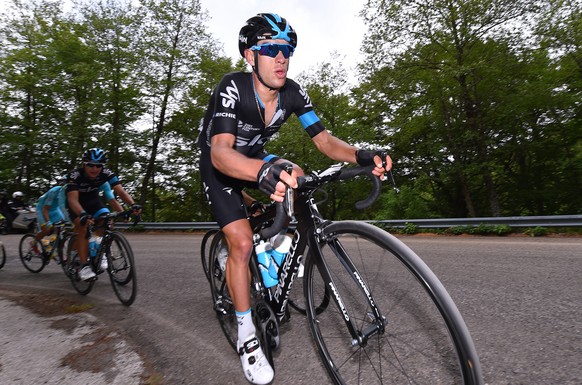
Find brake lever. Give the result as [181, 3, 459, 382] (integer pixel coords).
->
[282, 164, 295, 220]
[376, 150, 400, 193]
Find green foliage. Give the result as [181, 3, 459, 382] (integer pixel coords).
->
[0, 0, 580, 224]
[524, 226, 549, 237]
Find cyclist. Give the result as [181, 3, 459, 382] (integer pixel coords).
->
[197, 13, 392, 385]
[32, 180, 124, 256]
[65, 148, 141, 281]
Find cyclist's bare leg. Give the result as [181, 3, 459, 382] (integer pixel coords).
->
[223, 218, 254, 314]
[72, 217, 90, 264]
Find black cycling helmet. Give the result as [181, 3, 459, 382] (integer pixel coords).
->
[82, 147, 107, 163]
[238, 13, 297, 57]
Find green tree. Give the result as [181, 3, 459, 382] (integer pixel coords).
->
[358, 0, 557, 217]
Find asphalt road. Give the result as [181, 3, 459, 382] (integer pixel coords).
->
[0, 233, 581, 384]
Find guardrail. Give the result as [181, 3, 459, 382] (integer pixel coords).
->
[116, 215, 582, 231]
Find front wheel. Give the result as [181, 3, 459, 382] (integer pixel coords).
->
[19, 234, 46, 273]
[305, 221, 483, 385]
[106, 232, 137, 306]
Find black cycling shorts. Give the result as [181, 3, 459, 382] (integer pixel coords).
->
[66, 191, 109, 221]
[199, 155, 260, 228]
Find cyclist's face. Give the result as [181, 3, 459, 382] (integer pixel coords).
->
[83, 162, 103, 179]
[247, 39, 290, 89]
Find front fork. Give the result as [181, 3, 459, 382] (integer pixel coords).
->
[312, 231, 386, 347]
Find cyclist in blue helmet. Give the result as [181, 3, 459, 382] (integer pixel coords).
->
[65, 147, 142, 281]
[197, 13, 392, 385]
[31, 177, 123, 257]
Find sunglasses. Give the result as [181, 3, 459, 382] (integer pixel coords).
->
[250, 43, 295, 59]
[85, 162, 104, 169]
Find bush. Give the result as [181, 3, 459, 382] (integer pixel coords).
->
[524, 226, 549, 237]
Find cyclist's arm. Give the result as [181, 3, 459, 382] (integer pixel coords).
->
[111, 184, 134, 207]
[311, 130, 358, 163]
[66, 190, 85, 217]
[42, 205, 51, 223]
[312, 130, 393, 177]
[108, 198, 124, 212]
[210, 134, 296, 201]
[210, 133, 265, 182]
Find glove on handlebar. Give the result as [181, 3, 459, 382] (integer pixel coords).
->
[257, 162, 293, 196]
[79, 212, 92, 226]
[356, 149, 388, 167]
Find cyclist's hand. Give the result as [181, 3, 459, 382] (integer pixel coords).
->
[131, 204, 142, 215]
[79, 212, 92, 226]
[257, 162, 297, 202]
[356, 149, 393, 180]
[42, 221, 53, 231]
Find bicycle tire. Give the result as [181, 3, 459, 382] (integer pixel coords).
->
[207, 230, 238, 352]
[201, 228, 220, 281]
[57, 232, 70, 276]
[19, 234, 47, 273]
[65, 235, 95, 295]
[305, 221, 483, 385]
[106, 232, 137, 306]
[0, 242, 6, 269]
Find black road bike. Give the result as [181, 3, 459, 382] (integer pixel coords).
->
[65, 211, 138, 306]
[19, 221, 72, 274]
[205, 163, 483, 384]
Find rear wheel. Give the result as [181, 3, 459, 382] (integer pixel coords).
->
[0, 242, 6, 269]
[305, 221, 483, 385]
[107, 232, 137, 306]
[208, 231, 237, 352]
[65, 235, 95, 295]
[19, 234, 46, 273]
[201, 229, 220, 281]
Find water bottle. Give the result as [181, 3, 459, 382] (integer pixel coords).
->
[255, 241, 278, 288]
[268, 234, 292, 280]
[89, 235, 102, 258]
[42, 238, 52, 254]
[46, 234, 57, 256]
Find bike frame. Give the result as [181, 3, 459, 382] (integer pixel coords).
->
[250, 190, 384, 343]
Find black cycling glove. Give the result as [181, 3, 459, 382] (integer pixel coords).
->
[79, 211, 92, 226]
[257, 162, 292, 196]
[356, 149, 388, 167]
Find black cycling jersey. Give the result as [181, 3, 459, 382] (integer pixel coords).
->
[198, 72, 326, 228]
[197, 72, 325, 158]
[65, 168, 120, 218]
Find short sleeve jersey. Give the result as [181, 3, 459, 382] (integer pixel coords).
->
[197, 72, 325, 158]
[65, 168, 120, 198]
[37, 186, 65, 211]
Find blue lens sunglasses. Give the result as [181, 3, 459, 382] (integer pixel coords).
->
[250, 43, 295, 59]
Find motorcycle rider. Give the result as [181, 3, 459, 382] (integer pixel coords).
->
[4, 191, 30, 232]
[9, 191, 27, 211]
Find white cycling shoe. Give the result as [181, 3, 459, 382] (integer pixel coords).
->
[79, 265, 96, 281]
[238, 335, 274, 385]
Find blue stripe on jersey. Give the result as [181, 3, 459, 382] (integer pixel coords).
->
[298, 111, 320, 128]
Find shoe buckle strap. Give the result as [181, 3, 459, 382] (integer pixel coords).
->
[239, 337, 260, 356]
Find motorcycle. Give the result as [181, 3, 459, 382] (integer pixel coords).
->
[10, 207, 37, 233]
